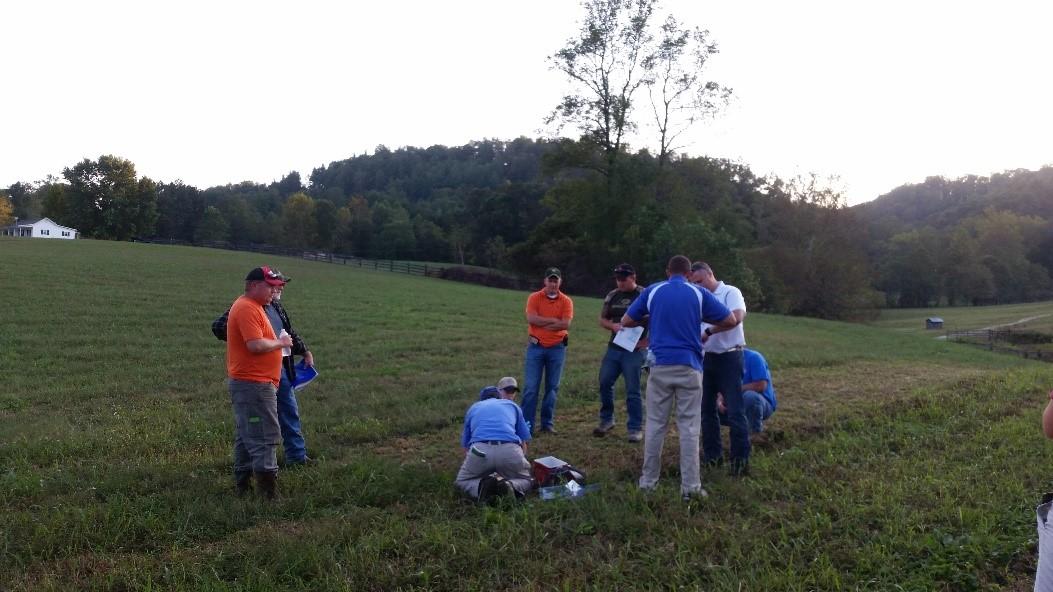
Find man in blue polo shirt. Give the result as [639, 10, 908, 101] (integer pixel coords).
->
[454, 377, 534, 503]
[717, 348, 777, 434]
[621, 255, 739, 500]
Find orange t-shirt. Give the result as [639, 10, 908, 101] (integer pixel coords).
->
[526, 290, 574, 347]
[226, 295, 282, 385]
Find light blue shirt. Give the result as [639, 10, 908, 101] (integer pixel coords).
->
[460, 399, 532, 448]
[625, 275, 731, 371]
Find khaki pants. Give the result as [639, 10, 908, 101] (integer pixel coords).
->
[454, 442, 533, 500]
[639, 365, 703, 495]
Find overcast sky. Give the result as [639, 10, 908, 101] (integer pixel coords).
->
[3, 0, 1051, 205]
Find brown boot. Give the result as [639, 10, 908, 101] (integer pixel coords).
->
[234, 471, 253, 497]
[255, 471, 278, 500]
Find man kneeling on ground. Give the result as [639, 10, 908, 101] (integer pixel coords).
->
[455, 377, 535, 503]
[717, 348, 777, 435]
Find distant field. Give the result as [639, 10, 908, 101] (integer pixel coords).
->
[3, 236, 1053, 590]
[872, 301, 1053, 335]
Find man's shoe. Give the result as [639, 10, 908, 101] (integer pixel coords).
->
[478, 473, 515, 505]
[592, 420, 615, 437]
[626, 430, 643, 443]
[682, 487, 710, 502]
[287, 456, 316, 468]
[234, 471, 253, 497]
[255, 471, 278, 500]
[728, 459, 750, 477]
[704, 457, 724, 469]
[539, 426, 557, 435]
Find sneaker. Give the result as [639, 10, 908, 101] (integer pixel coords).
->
[477, 473, 503, 504]
[704, 457, 724, 469]
[593, 420, 615, 437]
[728, 459, 750, 477]
[681, 487, 709, 502]
[479, 473, 517, 504]
[626, 430, 643, 443]
[286, 456, 316, 468]
[539, 426, 557, 435]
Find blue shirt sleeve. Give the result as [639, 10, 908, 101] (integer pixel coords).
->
[460, 405, 474, 448]
[514, 407, 532, 443]
[625, 286, 650, 321]
[700, 289, 732, 324]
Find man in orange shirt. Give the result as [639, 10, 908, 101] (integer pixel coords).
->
[227, 266, 293, 499]
[521, 267, 574, 434]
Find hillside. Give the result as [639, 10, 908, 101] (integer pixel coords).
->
[2, 237, 1053, 590]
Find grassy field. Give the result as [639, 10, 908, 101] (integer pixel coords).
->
[3, 237, 1053, 590]
[871, 301, 1053, 336]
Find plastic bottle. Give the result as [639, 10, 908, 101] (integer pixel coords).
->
[279, 329, 291, 356]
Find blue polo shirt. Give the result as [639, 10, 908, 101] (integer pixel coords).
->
[743, 349, 777, 410]
[460, 399, 532, 448]
[625, 275, 731, 371]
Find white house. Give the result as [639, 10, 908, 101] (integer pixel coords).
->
[0, 217, 78, 239]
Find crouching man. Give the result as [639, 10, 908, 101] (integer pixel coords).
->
[455, 377, 535, 503]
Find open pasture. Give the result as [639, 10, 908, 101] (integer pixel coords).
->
[2, 237, 1052, 591]
[872, 301, 1053, 336]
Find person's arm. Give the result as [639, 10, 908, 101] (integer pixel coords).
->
[1043, 392, 1053, 439]
[528, 313, 564, 328]
[703, 313, 739, 340]
[246, 334, 292, 354]
[742, 379, 768, 393]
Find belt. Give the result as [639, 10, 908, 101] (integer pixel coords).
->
[479, 440, 514, 445]
[707, 345, 744, 354]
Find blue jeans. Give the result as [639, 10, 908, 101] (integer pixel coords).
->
[598, 345, 644, 431]
[276, 374, 308, 462]
[719, 390, 773, 434]
[701, 349, 749, 462]
[521, 342, 566, 431]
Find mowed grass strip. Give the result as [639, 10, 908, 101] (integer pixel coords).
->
[2, 237, 1052, 590]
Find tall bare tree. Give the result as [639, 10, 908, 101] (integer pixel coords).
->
[646, 16, 731, 169]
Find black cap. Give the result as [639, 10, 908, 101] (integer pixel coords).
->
[245, 266, 287, 286]
[545, 267, 562, 279]
[613, 263, 635, 276]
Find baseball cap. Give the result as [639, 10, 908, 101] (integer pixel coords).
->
[245, 266, 287, 286]
[544, 267, 562, 279]
[479, 385, 501, 401]
[497, 377, 519, 393]
[613, 263, 635, 276]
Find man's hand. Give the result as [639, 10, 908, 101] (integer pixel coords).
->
[717, 393, 727, 414]
[303, 350, 315, 367]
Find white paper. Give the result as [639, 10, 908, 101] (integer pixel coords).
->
[613, 326, 644, 351]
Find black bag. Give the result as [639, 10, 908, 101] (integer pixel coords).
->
[211, 309, 230, 341]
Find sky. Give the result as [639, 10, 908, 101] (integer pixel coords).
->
[3, 0, 1051, 205]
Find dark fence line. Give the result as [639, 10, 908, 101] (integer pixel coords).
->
[946, 327, 1053, 362]
[134, 237, 537, 291]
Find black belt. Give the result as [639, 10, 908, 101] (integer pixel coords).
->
[479, 440, 514, 445]
[707, 345, 744, 354]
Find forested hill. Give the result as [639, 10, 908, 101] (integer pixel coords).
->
[308, 138, 557, 202]
[853, 166, 1053, 308]
[854, 166, 1053, 238]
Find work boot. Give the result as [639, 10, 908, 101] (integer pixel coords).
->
[255, 471, 278, 500]
[234, 471, 253, 497]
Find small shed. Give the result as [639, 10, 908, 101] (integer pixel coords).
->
[926, 317, 944, 330]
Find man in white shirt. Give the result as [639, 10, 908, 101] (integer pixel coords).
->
[691, 261, 750, 476]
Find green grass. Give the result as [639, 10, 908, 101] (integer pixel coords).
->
[871, 301, 1053, 336]
[2, 236, 1053, 590]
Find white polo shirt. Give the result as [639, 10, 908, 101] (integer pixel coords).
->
[702, 281, 746, 353]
